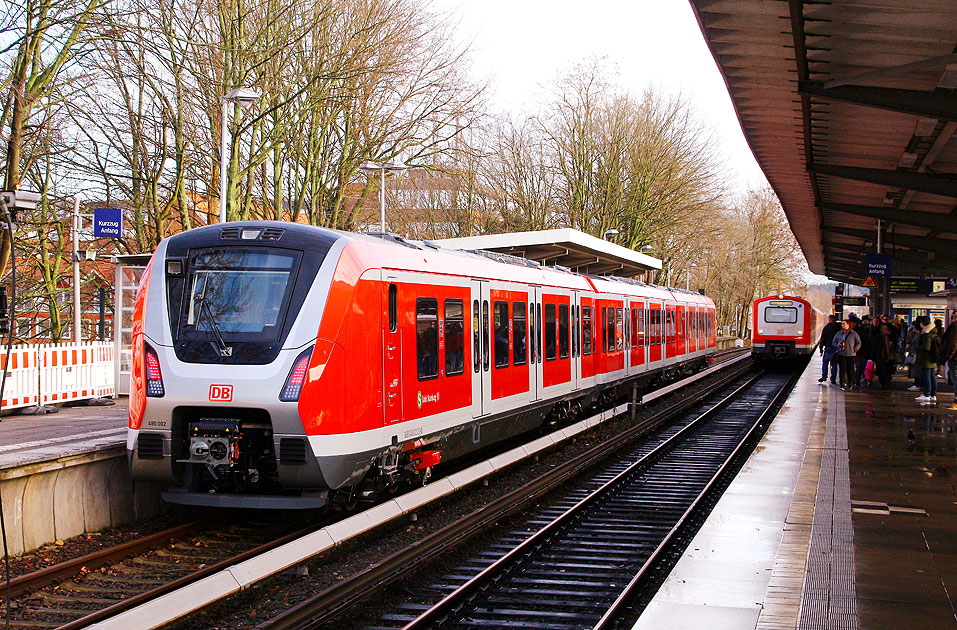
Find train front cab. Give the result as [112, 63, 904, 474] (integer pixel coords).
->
[752, 296, 813, 360]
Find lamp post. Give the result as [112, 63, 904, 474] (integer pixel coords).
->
[603, 228, 619, 241]
[219, 87, 262, 224]
[359, 160, 407, 233]
[686, 263, 698, 291]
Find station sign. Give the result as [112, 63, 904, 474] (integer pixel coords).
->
[866, 253, 891, 278]
[93, 207, 123, 238]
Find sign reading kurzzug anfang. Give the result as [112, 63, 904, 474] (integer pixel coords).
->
[93, 207, 123, 238]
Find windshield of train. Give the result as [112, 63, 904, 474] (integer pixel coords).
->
[182, 248, 299, 341]
[764, 306, 798, 324]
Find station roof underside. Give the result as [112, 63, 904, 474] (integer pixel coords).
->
[433, 229, 662, 277]
[690, 0, 957, 284]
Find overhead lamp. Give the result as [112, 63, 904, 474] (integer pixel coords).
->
[603, 228, 619, 241]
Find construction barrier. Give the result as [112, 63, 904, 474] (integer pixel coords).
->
[0, 346, 40, 410]
[1, 341, 115, 411]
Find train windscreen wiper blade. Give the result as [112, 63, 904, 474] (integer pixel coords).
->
[197, 293, 230, 357]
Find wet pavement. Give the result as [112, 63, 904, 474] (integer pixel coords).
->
[844, 374, 957, 629]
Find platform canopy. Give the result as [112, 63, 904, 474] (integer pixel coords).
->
[433, 228, 661, 277]
[689, 0, 957, 284]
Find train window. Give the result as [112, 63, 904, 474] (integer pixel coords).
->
[624, 307, 630, 349]
[668, 310, 676, 344]
[604, 307, 611, 352]
[616, 307, 624, 351]
[388, 284, 397, 332]
[473, 299, 480, 373]
[514, 302, 527, 366]
[537, 303, 542, 362]
[545, 303, 557, 361]
[558, 304, 570, 359]
[765, 307, 797, 323]
[572, 305, 579, 358]
[445, 299, 464, 376]
[483, 300, 490, 371]
[529, 304, 537, 364]
[582, 305, 592, 355]
[416, 298, 439, 381]
[494, 301, 509, 369]
[631, 308, 638, 349]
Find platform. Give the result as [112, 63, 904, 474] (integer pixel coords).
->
[634, 354, 957, 630]
[0, 399, 162, 556]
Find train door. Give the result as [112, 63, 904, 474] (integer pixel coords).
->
[631, 300, 645, 369]
[649, 302, 662, 364]
[470, 280, 492, 417]
[383, 276, 403, 424]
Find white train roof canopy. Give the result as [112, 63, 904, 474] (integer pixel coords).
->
[689, 0, 957, 284]
[433, 228, 662, 277]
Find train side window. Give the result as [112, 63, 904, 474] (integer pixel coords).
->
[537, 303, 542, 362]
[624, 306, 630, 349]
[558, 304, 570, 359]
[529, 303, 537, 363]
[445, 299, 464, 376]
[388, 284, 397, 332]
[493, 301, 509, 368]
[473, 299, 480, 373]
[605, 307, 615, 352]
[514, 302, 527, 366]
[582, 305, 592, 355]
[572, 305, 579, 358]
[482, 300, 490, 371]
[616, 307, 624, 351]
[416, 298, 439, 381]
[631, 308, 637, 349]
[545, 303, 557, 361]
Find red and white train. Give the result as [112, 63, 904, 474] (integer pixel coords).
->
[128, 222, 717, 508]
[751, 295, 824, 361]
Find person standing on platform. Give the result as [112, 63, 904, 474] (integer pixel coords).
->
[871, 323, 896, 388]
[905, 320, 923, 392]
[818, 315, 841, 384]
[833, 319, 861, 391]
[857, 315, 875, 386]
[915, 315, 940, 403]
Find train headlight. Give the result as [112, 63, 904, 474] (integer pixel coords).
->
[144, 342, 165, 397]
[279, 346, 314, 402]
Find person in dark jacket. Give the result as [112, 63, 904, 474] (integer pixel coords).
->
[818, 315, 841, 384]
[857, 315, 876, 386]
[940, 313, 957, 410]
[869, 324, 895, 388]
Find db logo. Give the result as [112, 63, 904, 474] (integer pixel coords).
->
[209, 384, 233, 402]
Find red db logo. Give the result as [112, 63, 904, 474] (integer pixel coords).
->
[209, 384, 233, 402]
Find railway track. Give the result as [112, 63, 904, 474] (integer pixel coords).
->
[2, 513, 327, 630]
[244, 357, 777, 630]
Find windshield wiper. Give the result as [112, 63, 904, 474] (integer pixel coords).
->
[196, 292, 231, 357]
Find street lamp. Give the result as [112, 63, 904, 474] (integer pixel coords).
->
[219, 87, 262, 224]
[603, 228, 619, 241]
[686, 263, 698, 291]
[359, 160, 407, 233]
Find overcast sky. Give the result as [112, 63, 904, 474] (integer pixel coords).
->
[433, 0, 770, 197]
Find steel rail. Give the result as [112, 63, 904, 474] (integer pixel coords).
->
[592, 370, 798, 629]
[253, 360, 755, 630]
[400, 370, 768, 630]
[5, 521, 208, 599]
[55, 519, 331, 630]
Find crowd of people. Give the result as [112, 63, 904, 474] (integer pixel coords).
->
[817, 311, 957, 407]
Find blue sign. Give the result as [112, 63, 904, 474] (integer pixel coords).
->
[866, 253, 891, 277]
[93, 208, 123, 238]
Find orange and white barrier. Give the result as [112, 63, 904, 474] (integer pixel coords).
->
[0, 346, 40, 410]
[1, 342, 115, 411]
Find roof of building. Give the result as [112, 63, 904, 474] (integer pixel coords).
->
[432, 229, 661, 277]
[689, 0, 957, 284]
